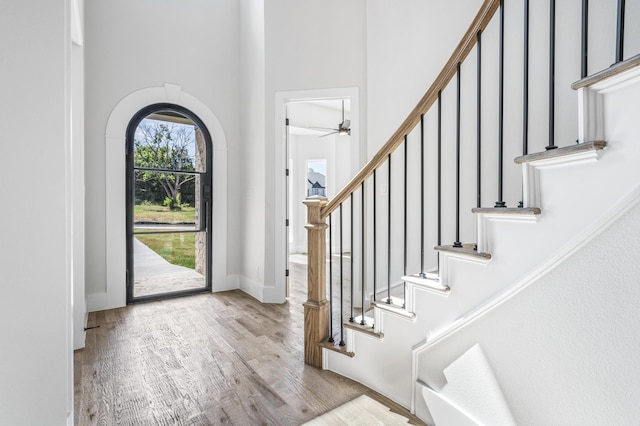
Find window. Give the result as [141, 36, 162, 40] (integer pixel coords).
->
[306, 160, 327, 197]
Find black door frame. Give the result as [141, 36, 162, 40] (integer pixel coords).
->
[125, 103, 213, 303]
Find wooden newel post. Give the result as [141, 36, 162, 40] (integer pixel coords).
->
[303, 196, 329, 367]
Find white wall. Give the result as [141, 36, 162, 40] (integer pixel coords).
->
[366, 0, 483, 156]
[238, 0, 267, 300]
[84, 0, 240, 310]
[71, 0, 87, 351]
[0, 0, 74, 424]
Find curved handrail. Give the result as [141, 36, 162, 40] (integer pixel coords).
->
[320, 0, 500, 220]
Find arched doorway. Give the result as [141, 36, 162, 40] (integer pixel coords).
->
[126, 104, 213, 302]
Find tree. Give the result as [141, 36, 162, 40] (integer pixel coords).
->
[134, 121, 196, 209]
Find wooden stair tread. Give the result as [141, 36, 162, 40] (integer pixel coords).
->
[372, 298, 416, 319]
[402, 274, 450, 294]
[572, 53, 640, 90]
[372, 295, 404, 308]
[472, 207, 541, 215]
[435, 243, 492, 260]
[318, 338, 355, 357]
[514, 141, 606, 164]
[343, 320, 383, 339]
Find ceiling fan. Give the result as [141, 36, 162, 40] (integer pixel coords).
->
[309, 100, 351, 137]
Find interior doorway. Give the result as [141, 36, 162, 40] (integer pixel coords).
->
[126, 104, 212, 303]
[286, 98, 353, 282]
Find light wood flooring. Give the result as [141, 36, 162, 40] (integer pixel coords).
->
[74, 261, 425, 425]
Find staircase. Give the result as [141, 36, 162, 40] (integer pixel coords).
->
[303, 0, 640, 424]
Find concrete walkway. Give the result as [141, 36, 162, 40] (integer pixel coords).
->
[133, 238, 205, 297]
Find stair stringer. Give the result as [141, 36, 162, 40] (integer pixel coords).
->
[410, 65, 640, 423]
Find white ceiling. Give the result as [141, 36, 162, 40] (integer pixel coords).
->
[287, 99, 351, 136]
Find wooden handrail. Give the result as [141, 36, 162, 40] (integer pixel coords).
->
[320, 0, 500, 220]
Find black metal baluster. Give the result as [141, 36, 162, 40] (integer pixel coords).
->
[350, 193, 354, 322]
[454, 63, 463, 248]
[547, 0, 558, 150]
[477, 31, 482, 210]
[420, 115, 426, 277]
[438, 91, 442, 249]
[328, 214, 334, 343]
[581, 0, 589, 78]
[616, 0, 626, 63]
[403, 135, 408, 308]
[523, 0, 529, 156]
[339, 204, 345, 346]
[361, 182, 366, 325]
[387, 154, 392, 304]
[496, 0, 508, 206]
[520, 0, 530, 208]
[373, 169, 377, 301]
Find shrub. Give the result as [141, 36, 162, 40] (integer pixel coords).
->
[163, 193, 182, 210]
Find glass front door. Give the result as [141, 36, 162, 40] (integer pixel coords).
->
[126, 105, 212, 302]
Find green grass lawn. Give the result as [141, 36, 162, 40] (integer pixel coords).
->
[134, 204, 196, 224]
[135, 231, 196, 269]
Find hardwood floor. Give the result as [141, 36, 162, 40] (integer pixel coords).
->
[74, 261, 425, 425]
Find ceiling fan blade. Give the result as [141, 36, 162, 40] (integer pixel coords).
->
[319, 131, 338, 138]
[309, 126, 339, 131]
[341, 119, 351, 130]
